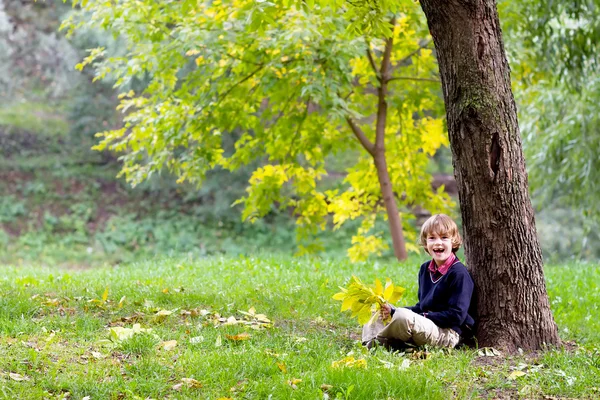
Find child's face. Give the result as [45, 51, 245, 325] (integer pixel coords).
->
[425, 231, 453, 266]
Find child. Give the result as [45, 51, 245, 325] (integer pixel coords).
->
[362, 214, 476, 349]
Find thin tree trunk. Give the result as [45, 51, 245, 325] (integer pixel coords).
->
[347, 18, 408, 261]
[375, 20, 407, 261]
[419, 0, 560, 351]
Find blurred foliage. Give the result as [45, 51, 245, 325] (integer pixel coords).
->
[1, 0, 599, 263]
[64, 0, 455, 261]
[499, 0, 600, 260]
[0, 0, 77, 98]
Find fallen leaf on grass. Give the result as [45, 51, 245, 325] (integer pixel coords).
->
[9, 373, 30, 381]
[507, 370, 527, 380]
[172, 383, 183, 391]
[399, 358, 411, 370]
[180, 378, 202, 388]
[154, 309, 173, 322]
[158, 340, 178, 351]
[277, 362, 287, 373]
[109, 324, 152, 342]
[189, 336, 204, 344]
[239, 307, 271, 323]
[478, 347, 502, 357]
[286, 378, 302, 389]
[410, 350, 431, 360]
[216, 398, 233, 400]
[225, 333, 251, 341]
[331, 356, 367, 369]
[90, 351, 105, 359]
[320, 384, 333, 391]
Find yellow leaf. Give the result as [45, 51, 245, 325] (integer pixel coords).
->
[331, 356, 367, 369]
[357, 304, 373, 325]
[162, 288, 169, 294]
[386, 286, 406, 304]
[181, 378, 203, 388]
[225, 332, 251, 341]
[374, 279, 384, 296]
[286, 378, 302, 389]
[277, 362, 287, 373]
[331, 292, 346, 301]
[383, 281, 394, 301]
[102, 287, 109, 302]
[341, 296, 354, 312]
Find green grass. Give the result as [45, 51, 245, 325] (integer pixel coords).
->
[0, 100, 69, 137]
[0, 256, 598, 399]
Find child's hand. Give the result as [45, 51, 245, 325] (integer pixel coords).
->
[381, 303, 393, 320]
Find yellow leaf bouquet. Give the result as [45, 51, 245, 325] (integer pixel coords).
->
[332, 275, 405, 325]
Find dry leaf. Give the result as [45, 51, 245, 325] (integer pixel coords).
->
[399, 359, 411, 370]
[9, 373, 29, 381]
[320, 384, 333, 391]
[172, 383, 183, 391]
[277, 362, 287, 373]
[286, 378, 302, 389]
[508, 370, 526, 380]
[159, 340, 178, 351]
[154, 309, 173, 322]
[225, 333, 251, 341]
[181, 378, 203, 388]
[189, 336, 204, 344]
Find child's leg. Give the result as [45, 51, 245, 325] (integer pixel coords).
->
[377, 308, 459, 348]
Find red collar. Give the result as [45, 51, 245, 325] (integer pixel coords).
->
[428, 253, 457, 276]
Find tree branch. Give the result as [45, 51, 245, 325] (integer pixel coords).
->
[346, 116, 375, 157]
[366, 44, 381, 81]
[215, 64, 264, 105]
[376, 17, 396, 148]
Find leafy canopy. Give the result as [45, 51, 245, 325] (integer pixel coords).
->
[63, 0, 452, 260]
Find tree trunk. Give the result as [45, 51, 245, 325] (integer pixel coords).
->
[376, 19, 407, 261]
[419, 0, 560, 351]
[374, 151, 407, 261]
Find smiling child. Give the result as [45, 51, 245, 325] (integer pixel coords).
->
[362, 214, 476, 350]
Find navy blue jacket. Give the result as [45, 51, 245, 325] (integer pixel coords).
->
[405, 259, 476, 335]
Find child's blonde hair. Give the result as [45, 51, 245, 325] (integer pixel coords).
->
[418, 214, 462, 253]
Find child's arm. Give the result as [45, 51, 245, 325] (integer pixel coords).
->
[394, 262, 426, 315]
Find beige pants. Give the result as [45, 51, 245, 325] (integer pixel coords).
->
[361, 308, 460, 348]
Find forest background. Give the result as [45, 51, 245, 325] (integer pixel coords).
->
[0, 0, 599, 266]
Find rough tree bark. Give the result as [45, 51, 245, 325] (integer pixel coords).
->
[418, 0, 560, 351]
